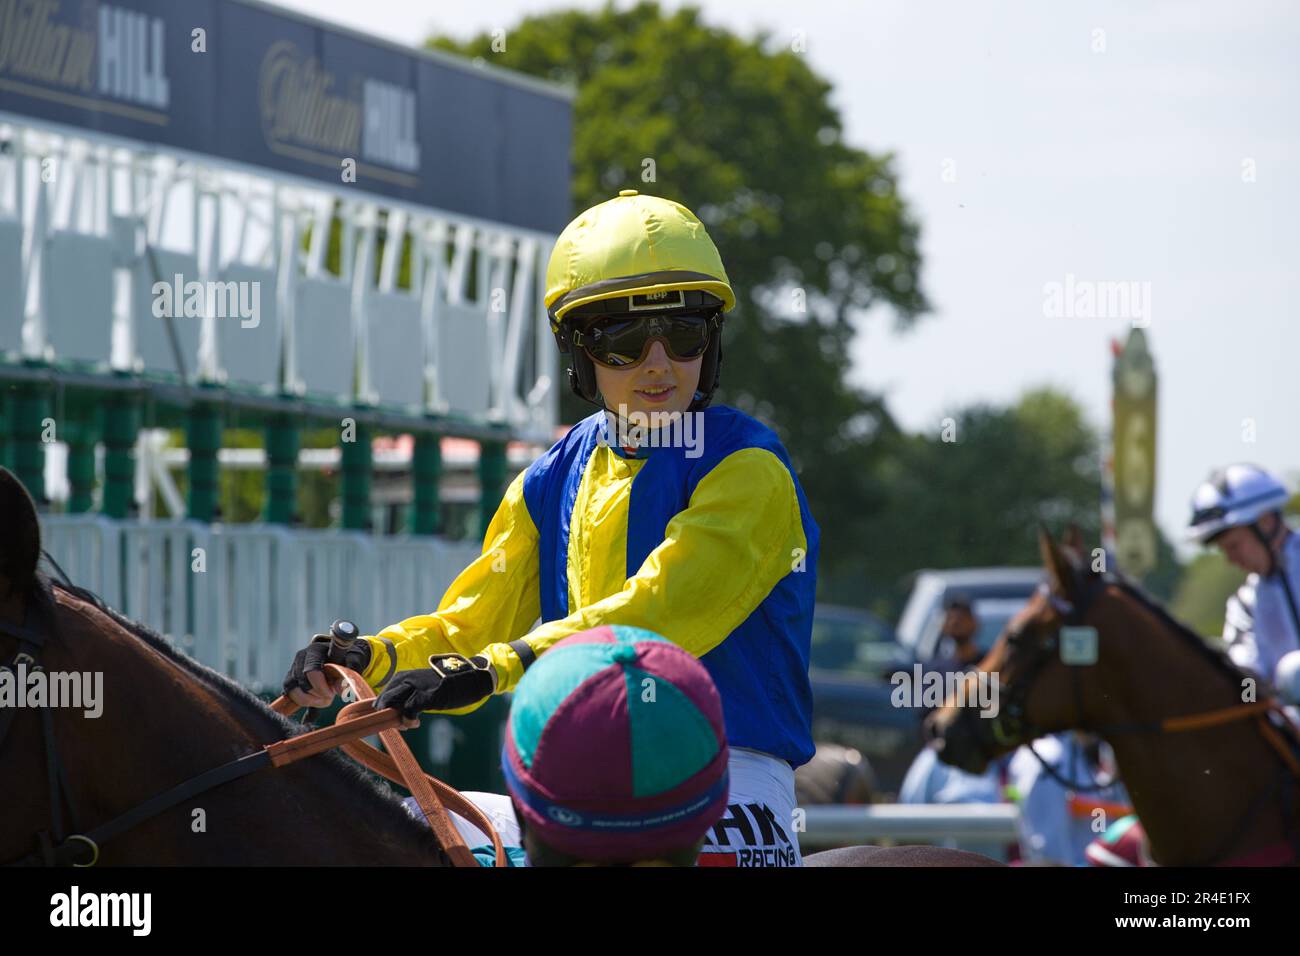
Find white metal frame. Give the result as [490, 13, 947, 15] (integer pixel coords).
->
[0, 115, 559, 440]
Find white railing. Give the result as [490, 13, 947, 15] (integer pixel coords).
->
[42, 515, 480, 694]
[801, 804, 1020, 858]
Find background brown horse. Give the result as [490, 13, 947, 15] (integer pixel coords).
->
[927, 528, 1300, 866]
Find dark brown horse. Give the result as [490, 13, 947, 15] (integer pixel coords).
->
[0, 469, 448, 866]
[0, 467, 994, 867]
[927, 528, 1300, 866]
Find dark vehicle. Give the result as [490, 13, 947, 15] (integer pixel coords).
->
[809, 604, 903, 675]
[808, 569, 1044, 797]
[808, 604, 915, 797]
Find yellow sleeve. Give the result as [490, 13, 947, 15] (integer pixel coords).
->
[358, 469, 541, 699]
[481, 447, 808, 692]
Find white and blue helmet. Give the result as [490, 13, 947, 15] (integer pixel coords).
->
[1186, 464, 1291, 544]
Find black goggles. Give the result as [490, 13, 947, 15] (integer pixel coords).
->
[569, 310, 719, 369]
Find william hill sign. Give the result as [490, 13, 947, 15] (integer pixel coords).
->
[0, 1, 169, 113]
[0, 0, 571, 233]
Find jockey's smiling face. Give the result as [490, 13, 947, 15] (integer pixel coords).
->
[594, 339, 701, 419]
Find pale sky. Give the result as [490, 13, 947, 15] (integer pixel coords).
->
[271, 0, 1300, 554]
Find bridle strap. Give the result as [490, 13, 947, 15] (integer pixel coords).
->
[0, 608, 46, 749]
[3, 637, 506, 867]
[1158, 699, 1279, 733]
[0, 600, 86, 853]
[41, 689, 83, 841]
[11, 750, 275, 867]
[1255, 709, 1300, 779]
[1022, 736, 1120, 795]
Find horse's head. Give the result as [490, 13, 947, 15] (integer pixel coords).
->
[926, 525, 1110, 773]
[0, 466, 41, 618]
[928, 527, 1298, 866]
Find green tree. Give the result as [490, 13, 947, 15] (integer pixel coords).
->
[1141, 529, 1184, 604]
[843, 389, 1106, 613]
[428, 1, 929, 592]
[1171, 552, 1245, 639]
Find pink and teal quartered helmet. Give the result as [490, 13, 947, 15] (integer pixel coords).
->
[502, 625, 729, 863]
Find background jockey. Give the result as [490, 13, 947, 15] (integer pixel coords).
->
[1186, 464, 1300, 702]
[284, 190, 819, 866]
[406, 626, 730, 866]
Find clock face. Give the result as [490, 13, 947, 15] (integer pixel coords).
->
[1120, 360, 1154, 399]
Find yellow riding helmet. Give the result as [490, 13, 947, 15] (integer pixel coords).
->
[545, 190, 736, 330]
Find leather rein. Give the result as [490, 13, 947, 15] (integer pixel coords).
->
[0, 595, 506, 868]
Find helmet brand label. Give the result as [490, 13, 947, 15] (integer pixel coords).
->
[629, 290, 685, 310]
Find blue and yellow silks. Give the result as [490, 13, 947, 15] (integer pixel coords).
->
[359, 405, 819, 766]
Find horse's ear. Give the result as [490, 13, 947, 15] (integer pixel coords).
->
[1037, 523, 1076, 598]
[0, 467, 41, 597]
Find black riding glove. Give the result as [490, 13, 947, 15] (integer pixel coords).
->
[282, 631, 373, 697]
[374, 654, 496, 718]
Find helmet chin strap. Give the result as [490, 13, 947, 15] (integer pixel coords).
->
[566, 365, 603, 410]
[1249, 514, 1288, 577]
[691, 334, 723, 411]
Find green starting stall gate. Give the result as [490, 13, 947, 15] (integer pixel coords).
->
[0, 0, 572, 793]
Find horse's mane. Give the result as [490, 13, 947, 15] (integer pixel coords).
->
[1104, 569, 1300, 766]
[36, 570, 444, 851]
[1104, 571, 1262, 691]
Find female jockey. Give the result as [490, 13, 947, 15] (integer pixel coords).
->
[283, 190, 819, 866]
